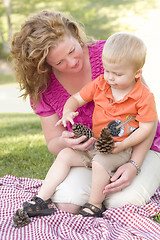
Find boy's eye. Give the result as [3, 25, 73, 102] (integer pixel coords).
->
[116, 73, 122, 76]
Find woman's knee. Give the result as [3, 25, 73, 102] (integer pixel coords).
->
[105, 150, 160, 208]
[52, 167, 92, 206]
[105, 188, 147, 208]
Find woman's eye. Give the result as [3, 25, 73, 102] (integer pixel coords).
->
[56, 61, 62, 66]
[69, 48, 75, 54]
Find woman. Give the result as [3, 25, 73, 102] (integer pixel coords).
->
[11, 10, 160, 214]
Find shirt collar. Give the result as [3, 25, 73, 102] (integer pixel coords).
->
[97, 75, 144, 101]
[125, 77, 143, 100]
[97, 74, 110, 91]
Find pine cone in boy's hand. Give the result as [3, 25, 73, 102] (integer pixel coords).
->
[95, 127, 114, 153]
[72, 123, 94, 143]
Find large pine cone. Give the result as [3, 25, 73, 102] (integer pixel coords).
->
[72, 123, 94, 143]
[12, 209, 31, 228]
[95, 127, 114, 153]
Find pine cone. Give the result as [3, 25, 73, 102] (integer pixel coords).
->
[72, 123, 94, 143]
[12, 209, 31, 228]
[95, 127, 114, 153]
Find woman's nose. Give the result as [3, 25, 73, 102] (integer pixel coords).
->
[67, 57, 76, 67]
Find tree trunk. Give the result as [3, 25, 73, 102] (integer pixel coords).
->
[0, 0, 12, 54]
[3, 0, 12, 41]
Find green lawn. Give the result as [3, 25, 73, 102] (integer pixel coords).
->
[0, 73, 16, 85]
[0, 113, 55, 179]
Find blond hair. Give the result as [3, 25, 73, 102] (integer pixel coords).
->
[102, 32, 147, 71]
[11, 10, 94, 105]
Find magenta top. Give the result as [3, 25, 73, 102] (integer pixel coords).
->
[32, 40, 160, 152]
[33, 40, 105, 131]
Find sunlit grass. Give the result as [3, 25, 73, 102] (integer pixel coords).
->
[0, 113, 55, 179]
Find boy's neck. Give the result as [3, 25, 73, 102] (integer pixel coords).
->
[111, 79, 137, 102]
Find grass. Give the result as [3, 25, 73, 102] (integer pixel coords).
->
[0, 73, 16, 85]
[0, 113, 55, 179]
[152, 214, 160, 224]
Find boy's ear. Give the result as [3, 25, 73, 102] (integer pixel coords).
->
[135, 69, 142, 78]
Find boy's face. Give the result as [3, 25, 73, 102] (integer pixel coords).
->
[103, 58, 140, 90]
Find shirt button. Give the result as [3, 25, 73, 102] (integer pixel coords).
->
[110, 99, 113, 103]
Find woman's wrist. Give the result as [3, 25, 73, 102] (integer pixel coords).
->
[128, 159, 141, 175]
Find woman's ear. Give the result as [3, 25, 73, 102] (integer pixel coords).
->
[135, 69, 142, 78]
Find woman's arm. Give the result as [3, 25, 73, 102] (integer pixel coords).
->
[40, 113, 96, 156]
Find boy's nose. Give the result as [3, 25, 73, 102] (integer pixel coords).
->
[108, 73, 114, 81]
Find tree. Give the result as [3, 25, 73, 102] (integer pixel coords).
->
[0, 0, 12, 54]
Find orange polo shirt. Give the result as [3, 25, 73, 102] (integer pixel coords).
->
[80, 74, 158, 141]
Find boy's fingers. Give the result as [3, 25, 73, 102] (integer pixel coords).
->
[55, 111, 78, 127]
[55, 120, 62, 126]
[74, 112, 79, 117]
[70, 119, 74, 125]
[63, 121, 67, 127]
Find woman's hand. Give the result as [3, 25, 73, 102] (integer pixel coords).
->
[103, 162, 137, 194]
[62, 130, 96, 151]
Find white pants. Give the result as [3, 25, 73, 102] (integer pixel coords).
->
[51, 150, 160, 208]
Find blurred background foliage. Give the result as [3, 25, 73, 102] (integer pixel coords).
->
[0, 0, 160, 59]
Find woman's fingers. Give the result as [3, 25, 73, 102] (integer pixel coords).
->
[62, 131, 96, 150]
[103, 163, 137, 194]
[103, 178, 126, 194]
[62, 130, 75, 138]
[73, 137, 96, 150]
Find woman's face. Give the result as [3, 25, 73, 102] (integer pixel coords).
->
[46, 35, 84, 73]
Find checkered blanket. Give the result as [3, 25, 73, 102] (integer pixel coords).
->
[0, 175, 160, 240]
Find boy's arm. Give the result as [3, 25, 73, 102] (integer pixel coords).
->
[112, 120, 157, 154]
[56, 92, 87, 127]
[103, 121, 157, 194]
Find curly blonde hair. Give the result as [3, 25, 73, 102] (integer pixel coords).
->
[11, 10, 94, 106]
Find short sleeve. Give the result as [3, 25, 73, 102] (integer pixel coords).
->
[30, 95, 56, 117]
[136, 93, 158, 122]
[80, 79, 98, 102]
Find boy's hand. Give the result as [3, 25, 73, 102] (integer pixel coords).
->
[56, 111, 79, 127]
[112, 141, 125, 154]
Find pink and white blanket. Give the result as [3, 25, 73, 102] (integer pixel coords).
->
[0, 175, 160, 240]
